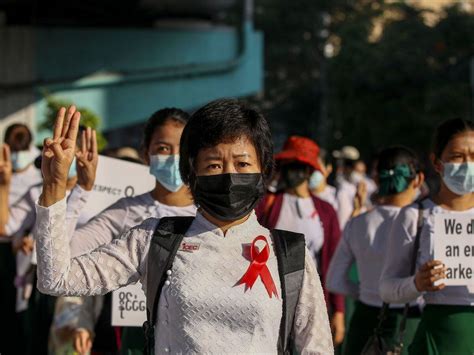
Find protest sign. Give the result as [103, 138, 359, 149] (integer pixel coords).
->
[82, 155, 154, 326]
[82, 155, 155, 219]
[111, 283, 147, 327]
[434, 213, 474, 286]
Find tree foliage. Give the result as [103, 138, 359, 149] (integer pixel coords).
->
[40, 95, 107, 151]
[254, 0, 474, 157]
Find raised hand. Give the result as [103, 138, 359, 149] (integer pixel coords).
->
[76, 127, 98, 191]
[40, 106, 81, 206]
[0, 144, 12, 186]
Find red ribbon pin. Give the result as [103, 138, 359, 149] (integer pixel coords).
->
[236, 235, 279, 299]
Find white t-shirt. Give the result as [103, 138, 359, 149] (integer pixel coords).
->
[315, 185, 338, 211]
[275, 193, 325, 264]
[9, 164, 42, 207]
[327, 205, 406, 307]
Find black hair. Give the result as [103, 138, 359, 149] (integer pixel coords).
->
[433, 118, 474, 158]
[319, 148, 328, 166]
[4, 123, 32, 151]
[377, 146, 420, 196]
[179, 98, 274, 187]
[142, 108, 189, 150]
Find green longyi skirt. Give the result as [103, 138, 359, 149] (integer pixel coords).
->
[408, 304, 474, 355]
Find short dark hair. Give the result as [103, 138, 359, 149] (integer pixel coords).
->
[142, 108, 189, 150]
[179, 98, 274, 188]
[433, 118, 474, 158]
[4, 123, 32, 151]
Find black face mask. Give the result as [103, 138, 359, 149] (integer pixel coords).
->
[280, 163, 310, 189]
[194, 173, 265, 221]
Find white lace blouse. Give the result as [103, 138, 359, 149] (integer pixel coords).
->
[35, 198, 334, 355]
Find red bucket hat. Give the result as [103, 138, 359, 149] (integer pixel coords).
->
[275, 136, 322, 171]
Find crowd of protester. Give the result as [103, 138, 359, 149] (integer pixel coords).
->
[0, 99, 472, 355]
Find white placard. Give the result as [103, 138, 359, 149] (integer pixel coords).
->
[84, 155, 155, 326]
[82, 155, 155, 219]
[434, 213, 474, 286]
[111, 283, 147, 327]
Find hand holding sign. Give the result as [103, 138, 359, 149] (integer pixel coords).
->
[40, 106, 81, 207]
[434, 213, 474, 286]
[415, 260, 446, 292]
[76, 127, 98, 191]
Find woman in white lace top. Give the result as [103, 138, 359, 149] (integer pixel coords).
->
[35, 99, 334, 355]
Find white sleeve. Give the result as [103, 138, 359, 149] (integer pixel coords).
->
[69, 198, 128, 257]
[64, 185, 92, 238]
[336, 189, 352, 230]
[379, 206, 422, 304]
[326, 221, 358, 299]
[5, 191, 36, 237]
[293, 249, 334, 355]
[34, 198, 154, 297]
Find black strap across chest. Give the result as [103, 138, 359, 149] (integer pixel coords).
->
[143, 216, 306, 355]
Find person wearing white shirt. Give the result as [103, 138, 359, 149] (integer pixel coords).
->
[4, 124, 43, 207]
[257, 136, 345, 348]
[61, 108, 196, 355]
[34, 100, 334, 355]
[327, 146, 424, 355]
[0, 122, 98, 355]
[309, 150, 339, 211]
[0, 123, 41, 353]
[380, 118, 474, 354]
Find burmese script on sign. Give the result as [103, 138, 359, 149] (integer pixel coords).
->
[434, 213, 474, 286]
[111, 283, 147, 327]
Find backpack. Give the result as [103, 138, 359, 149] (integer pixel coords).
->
[142, 216, 306, 355]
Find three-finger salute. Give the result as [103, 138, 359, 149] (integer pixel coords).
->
[76, 126, 98, 191]
[40, 106, 81, 207]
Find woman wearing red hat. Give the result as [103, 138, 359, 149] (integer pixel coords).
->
[256, 135, 345, 347]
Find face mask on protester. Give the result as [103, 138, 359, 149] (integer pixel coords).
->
[68, 157, 77, 179]
[194, 173, 265, 221]
[11, 149, 36, 171]
[281, 164, 309, 189]
[149, 154, 184, 192]
[441, 162, 474, 196]
[309, 170, 324, 190]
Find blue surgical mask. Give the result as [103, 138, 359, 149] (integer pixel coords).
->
[309, 170, 324, 190]
[442, 162, 474, 196]
[68, 157, 77, 179]
[149, 154, 183, 192]
[11, 149, 35, 171]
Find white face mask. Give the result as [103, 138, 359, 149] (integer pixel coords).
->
[11, 148, 36, 171]
[309, 170, 325, 190]
[149, 154, 183, 192]
[442, 162, 474, 196]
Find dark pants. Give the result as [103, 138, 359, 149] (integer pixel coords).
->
[0, 242, 20, 355]
[344, 301, 420, 355]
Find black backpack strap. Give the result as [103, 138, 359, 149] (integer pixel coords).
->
[272, 229, 306, 355]
[394, 200, 425, 348]
[143, 216, 195, 355]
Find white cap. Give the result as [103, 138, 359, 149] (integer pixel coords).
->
[332, 146, 360, 161]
